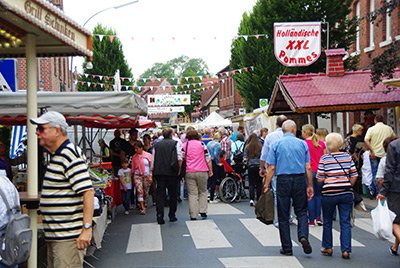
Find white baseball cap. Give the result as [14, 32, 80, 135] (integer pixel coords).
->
[30, 111, 69, 129]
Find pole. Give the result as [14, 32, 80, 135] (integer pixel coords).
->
[26, 33, 38, 268]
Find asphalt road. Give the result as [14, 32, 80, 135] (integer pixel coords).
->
[84, 195, 400, 268]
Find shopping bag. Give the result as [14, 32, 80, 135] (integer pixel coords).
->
[371, 200, 397, 240]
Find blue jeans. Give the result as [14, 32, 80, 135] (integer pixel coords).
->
[121, 189, 132, 212]
[322, 193, 353, 253]
[308, 172, 322, 222]
[207, 160, 219, 201]
[0, 263, 17, 268]
[370, 156, 381, 195]
[276, 174, 309, 251]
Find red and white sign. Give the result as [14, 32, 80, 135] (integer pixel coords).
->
[274, 22, 321, 67]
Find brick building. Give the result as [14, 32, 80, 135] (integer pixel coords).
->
[349, 0, 400, 69]
[347, 0, 400, 130]
[217, 65, 244, 118]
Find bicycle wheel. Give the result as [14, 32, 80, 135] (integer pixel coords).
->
[219, 177, 238, 203]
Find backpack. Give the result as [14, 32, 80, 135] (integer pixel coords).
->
[233, 142, 244, 163]
[0, 188, 32, 266]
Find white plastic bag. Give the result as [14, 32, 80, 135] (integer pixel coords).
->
[371, 200, 397, 240]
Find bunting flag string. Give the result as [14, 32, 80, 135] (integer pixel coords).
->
[77, 66, 254, 85]
[75, 78, 232, 94]
[93, 34, 268, 42]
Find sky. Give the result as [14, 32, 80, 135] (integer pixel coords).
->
[63, 0, 257, 78]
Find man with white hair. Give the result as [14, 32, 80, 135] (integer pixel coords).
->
[263, 119, 313, 256]
[31, 111, 94, 268]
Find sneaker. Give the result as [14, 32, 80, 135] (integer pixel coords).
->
[183, 196, 188, 200]
[250, 200, 254, 206]
[390, 246, 398, 256]
[209, 200, 219, 204]
[309, 222, 315, 227]
[300, 237, 312, 254]
[124, 211, 129, 215]
[316, 218, 323, 226]
[200, 213, 207, 218]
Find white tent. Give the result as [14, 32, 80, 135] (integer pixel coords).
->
[0, 91, 147, 118]
[194, 111, 236, 129]
[243, 106, 276, 137]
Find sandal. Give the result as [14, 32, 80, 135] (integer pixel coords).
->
[140, 209, 146, 215]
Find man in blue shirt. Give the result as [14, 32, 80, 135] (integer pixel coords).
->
[263, 120, 313, 256]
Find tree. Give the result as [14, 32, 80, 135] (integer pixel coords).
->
[139, 56, 210, 120]
[139, 55, 209, 85]
[230, 0, 358, 110]
[77, 24, 133, 91]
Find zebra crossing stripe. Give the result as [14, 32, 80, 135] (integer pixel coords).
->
[356, 218, 395, 243]
[126, 223, 162, 253]
[240, 219, 299, 247]
[207, 203, 245, 215]
[219, 256, 304, 268]
[186, 219, 232, 249]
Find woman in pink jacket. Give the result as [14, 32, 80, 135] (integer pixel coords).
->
[131, 141, 153, 215]
[182, 130, 213, 220]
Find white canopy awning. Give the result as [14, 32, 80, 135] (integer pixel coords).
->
[0, 91, 147, 118]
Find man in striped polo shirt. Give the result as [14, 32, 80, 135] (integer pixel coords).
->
[31, 111, 94, 268]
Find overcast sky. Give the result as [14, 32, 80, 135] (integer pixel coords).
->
[63, 0, 257, 78]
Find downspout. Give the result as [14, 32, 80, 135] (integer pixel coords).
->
[232, 77, 235, 115]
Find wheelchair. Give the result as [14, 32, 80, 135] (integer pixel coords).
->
[218, 163, 247, 203]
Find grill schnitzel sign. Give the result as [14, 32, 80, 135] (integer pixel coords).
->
[274, 22, 321, 67]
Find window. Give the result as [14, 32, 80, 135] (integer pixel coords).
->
[355, 1, 360, 52]
[364, 0, 375, 52]
[380, 0, 393, 47]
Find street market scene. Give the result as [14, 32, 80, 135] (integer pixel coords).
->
[1, 0, 400, 267]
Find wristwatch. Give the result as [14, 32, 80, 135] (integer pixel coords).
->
[83, 223, 92, 229]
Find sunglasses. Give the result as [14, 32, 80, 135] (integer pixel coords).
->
[36, 125, 53, 133]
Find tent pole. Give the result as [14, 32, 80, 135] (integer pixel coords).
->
[26, 32, 38, 268]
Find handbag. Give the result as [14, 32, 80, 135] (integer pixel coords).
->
[254, 189, 274, 225]
[178, 141, 189, 179]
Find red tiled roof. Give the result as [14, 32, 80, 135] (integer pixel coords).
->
[268, 68, 400, 114]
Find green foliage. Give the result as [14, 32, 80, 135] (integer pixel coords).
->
[138, 55, 209, 86]
[78, 24, 133, 91]
[230, 0, 358, 110]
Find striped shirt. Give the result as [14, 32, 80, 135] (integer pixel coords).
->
[40, 139, 93, 241]
[317, 152, 357, 197]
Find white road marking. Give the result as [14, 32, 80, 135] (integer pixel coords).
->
[219, 256, 304, 268]
[126, 223, 162, 253]
[186, 219, 232, 249]
[356, 218, 395, 243]
[240, 218, 299, 247]
[207, 202, 245, 215]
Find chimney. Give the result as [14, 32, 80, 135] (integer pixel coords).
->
[325, 48, 346, 77]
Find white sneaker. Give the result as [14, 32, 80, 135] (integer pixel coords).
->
[209, 200, 219, 204]
[250, 200, 254, 206]
[124, 211, 129, 215]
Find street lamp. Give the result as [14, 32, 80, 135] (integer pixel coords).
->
[71, 0, 139, 88]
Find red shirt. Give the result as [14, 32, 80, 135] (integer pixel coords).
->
[305, 139, 326, 172]
[219, 158, 233, 173]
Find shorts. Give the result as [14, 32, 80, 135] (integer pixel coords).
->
[387, 192, 400, 225]
[47, 240, 84, 268]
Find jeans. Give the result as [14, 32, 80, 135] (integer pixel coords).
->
[308, 172, 322, 222]
[370, 156, 381, 195]
[248, 166, 263, 201]
[276, 174, 309, 251]
[121, 189, 132, 212]
[322, 193, 353, 253]
[207, 160, 219, 201]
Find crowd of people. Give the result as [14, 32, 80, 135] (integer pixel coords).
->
[1, 109, 400, 267]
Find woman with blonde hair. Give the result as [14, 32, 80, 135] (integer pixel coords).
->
[302, 124, 326, 226]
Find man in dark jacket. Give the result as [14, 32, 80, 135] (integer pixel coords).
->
[153, 128, 182, 224]
[377, 119, 400, 256]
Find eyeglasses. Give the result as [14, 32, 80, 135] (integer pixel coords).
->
[36, 125, 53, 133]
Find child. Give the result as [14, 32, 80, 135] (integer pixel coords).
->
[118, 157, 132, 215]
